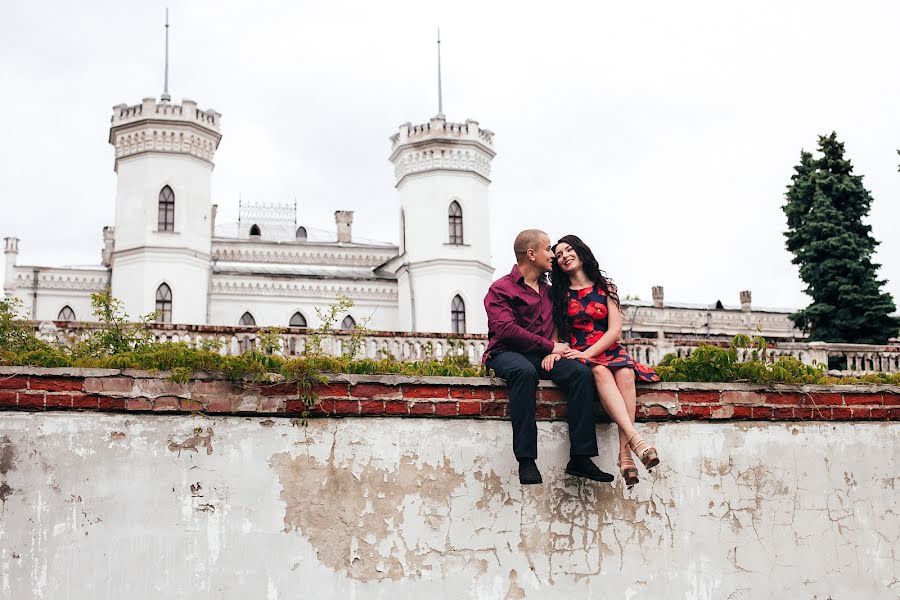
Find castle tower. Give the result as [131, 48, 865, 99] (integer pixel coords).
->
[107, 97, 222, 323]
[388, 115, 496, 333]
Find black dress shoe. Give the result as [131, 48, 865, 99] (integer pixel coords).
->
[518, 459, 543, 485]
[565, 457, 614, 482]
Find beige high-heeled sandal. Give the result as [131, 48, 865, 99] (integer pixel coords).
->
[618, 450, 639, 488]
[626, 431, 660, 471]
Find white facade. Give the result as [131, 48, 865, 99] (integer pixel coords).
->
[3, 95, 495, 334]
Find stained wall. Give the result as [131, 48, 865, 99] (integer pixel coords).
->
[1, 412, 897, 599]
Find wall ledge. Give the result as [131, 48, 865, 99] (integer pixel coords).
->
[0, 366, 898, 422]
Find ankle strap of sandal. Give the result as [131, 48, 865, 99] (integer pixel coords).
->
[627, 432, 648, 453]
[618, 450, 636, 465]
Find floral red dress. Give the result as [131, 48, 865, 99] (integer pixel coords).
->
[566, 283, 660, 382]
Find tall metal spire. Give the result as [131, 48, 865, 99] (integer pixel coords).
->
[161, 8, 171, 102]
[436, 28, 444, 118]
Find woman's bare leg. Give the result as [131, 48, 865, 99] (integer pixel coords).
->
[612, 367, 637, 454]
[591, 365, 638, 443]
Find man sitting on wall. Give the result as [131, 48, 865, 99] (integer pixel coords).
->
[483, 229, 614, 485]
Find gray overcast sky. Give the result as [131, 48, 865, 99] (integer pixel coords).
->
[2, 0, 899, 311]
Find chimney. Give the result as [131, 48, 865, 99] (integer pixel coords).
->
[740, 290, 752, 312]
[652, 285, 664, 309]
[4, 237, 20, 293]
[335, 210, 354, 243]
[101, 227, 115, 267]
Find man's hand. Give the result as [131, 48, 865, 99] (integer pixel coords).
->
[551, 342, 570, 355]
[562, 348, 590, 360]
[541, 353, 561, 371]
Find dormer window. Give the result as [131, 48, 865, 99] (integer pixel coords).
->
[296, 226, 307, 241]
[249, 224, 261, 238]
[57, 306, 76, 321]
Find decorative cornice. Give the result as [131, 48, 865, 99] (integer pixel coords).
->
[211, 243, 398, 267]
[13, 268, 110, 292]
[211, 277, 397, 301]
[392, 150, 493, 185]
[111, 125, 219, 167]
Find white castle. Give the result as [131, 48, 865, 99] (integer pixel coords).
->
[2, 93, 499, 336]
[1, 51, 803, 343]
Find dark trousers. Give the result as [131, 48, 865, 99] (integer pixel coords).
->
[486, 351, 599, 460]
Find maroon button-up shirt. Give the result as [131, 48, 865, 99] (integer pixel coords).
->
[483, 264, 555, 363]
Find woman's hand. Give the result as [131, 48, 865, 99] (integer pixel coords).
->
[541, 353, 561, 371]
[562, 348, 591, 360]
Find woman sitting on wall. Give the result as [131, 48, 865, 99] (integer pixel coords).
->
[545, 234, 661, 488]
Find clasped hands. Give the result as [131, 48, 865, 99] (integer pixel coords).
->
[541, 343, 590, 371]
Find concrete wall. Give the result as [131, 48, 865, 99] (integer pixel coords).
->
[1, 369, 898, 599]
[1, 415, 897, 599]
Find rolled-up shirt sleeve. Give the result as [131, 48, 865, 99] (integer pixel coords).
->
[484, 286, 554, 355]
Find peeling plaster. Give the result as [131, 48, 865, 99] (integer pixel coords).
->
[167, 427, 214, 456]
[0, 415, 896, 599]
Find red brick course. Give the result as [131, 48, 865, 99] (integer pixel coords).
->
[0, 370, 897, 422]
[352, 384, 401, 400]
[29, 378, 83, 392]
[18, 393, 45, 409]
[0, 377, 28, 390]
[0, 391, 18, 408]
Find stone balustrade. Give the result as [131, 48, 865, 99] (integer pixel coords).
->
[32, 321, 900, 376]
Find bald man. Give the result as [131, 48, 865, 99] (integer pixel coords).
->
[483, 229, 613, 485]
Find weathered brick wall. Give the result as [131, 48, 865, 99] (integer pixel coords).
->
[1, 366, 897, 421]
[2, 366, 899, 598]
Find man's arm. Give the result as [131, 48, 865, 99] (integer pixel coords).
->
[484, 285, 554, 354]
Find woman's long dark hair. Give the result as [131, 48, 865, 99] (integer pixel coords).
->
[551, 234, 621, 344]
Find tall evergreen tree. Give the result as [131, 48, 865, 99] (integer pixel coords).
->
[783, 132, 898, 343]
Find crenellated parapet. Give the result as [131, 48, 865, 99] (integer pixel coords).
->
[388, 115, 496, 185]
[108, 97, 222, 170]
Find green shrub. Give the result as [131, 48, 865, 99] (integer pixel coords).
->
[655, 335, 830, 385]
[3, 292, 899, 388]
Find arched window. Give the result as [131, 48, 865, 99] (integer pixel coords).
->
[249, 224, 261, 238]
[155, 283, 172, 323]
[289, 312, 307, 328]
[448, 201, 463, 245]
[341, 315, 356, 330]
[295, 226, 307, 241]
[57, 306, 76, 321]
[239, 312, 256, 326]
[451, 295, 466, 334]
[158, 186, 175, 231]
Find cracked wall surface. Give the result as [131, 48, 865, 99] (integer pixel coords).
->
[0, 414, 897, 599]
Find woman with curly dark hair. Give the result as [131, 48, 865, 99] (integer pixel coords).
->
[546, 234, 661, 488]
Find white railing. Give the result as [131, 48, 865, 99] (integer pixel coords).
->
[33, 321, 900, 376]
